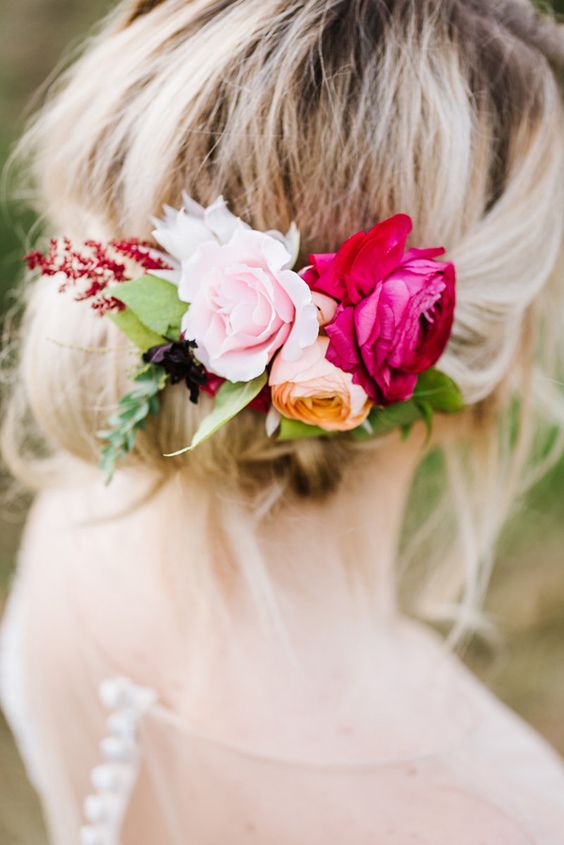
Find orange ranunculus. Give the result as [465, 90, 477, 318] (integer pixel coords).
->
[269, 337, 372, 432]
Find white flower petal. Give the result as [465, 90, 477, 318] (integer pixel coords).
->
[150, 204, 178, 229]
[156, 210, 213, 262]
[266, 406, 281, 437]
[265, 223, 301, 269]
[149, 267, 182, 285]
[285, 223, 301, 268]
[204, 196, 246, 244]
[181, 192, 205, 219]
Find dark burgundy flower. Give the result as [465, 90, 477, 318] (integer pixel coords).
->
[248, 384, 272, 414]
[201, 373, 225, 397]
[143, 340, 207, 403]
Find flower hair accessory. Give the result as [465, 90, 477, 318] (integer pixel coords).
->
[25, 195, 463, 482]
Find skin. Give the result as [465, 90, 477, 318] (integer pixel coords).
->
[2, 433, 564, 843]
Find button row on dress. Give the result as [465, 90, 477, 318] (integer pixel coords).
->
[80, 677, 157, 845]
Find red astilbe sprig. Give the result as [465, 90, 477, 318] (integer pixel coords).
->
[25, 237, 173, 315]
[110, 239, 172, 273]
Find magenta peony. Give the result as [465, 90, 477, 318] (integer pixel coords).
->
[301, 215, 455, 404]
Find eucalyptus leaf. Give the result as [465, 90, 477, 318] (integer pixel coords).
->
[109, 308, 165, 351]
[164, 373, 267, 457]
[108, 275, 188, 339]
[98, 363, 168, 483]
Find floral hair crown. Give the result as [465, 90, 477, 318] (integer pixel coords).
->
[26, 195, 463, 482]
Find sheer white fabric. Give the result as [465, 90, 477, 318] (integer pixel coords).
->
[2, 487, 564, 844]
[120, 694, 564, 845]
[4, 585, 564, 844]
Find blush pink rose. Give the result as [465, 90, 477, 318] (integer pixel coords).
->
[302, 215, 456, 404]
[269, 337, 372, 432]
[180, 228, 319, 383]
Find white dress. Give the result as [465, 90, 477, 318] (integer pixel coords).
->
[2, 486, 564, 844]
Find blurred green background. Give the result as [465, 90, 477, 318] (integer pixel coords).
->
[0, 1, 563, 842]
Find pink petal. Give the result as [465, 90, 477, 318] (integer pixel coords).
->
[312, 291, 339, 326]
[346, 214, 412, 303]
[307, 253, 337, 275]
[325, 306, 361, 374]
[377, 369, 418, 404]
[353, 286, 383, 348]
[399, 246, 445, 265]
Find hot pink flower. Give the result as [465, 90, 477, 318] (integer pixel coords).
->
[302, 215, 456, 404]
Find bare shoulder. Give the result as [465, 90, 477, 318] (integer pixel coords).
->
[392, 619, 564, 832]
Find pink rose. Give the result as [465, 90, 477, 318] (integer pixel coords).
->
[180, 228, 319, 382]
[269, 337, 372, 432]
[302, 215, 455, 404]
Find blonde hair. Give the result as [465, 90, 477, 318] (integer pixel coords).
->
[3, 0, 564, 633]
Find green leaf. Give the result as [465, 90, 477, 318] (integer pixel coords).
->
[415, 400, 433, 438]
[413, 369, 464, 414]
[273, 370, 464, 446]
[277, 417, 333, 441]
[109, 308, 165, 351]
[401, 423, 414, 441]
[360, 400, 425, 439]
[164, 373, 268, 457]
[108, 275, 187, 339]
[349, 371, 463, 442]
[97, 363, 168, 483]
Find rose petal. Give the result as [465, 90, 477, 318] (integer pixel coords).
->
[312, 291, 338, 326]
[399, 246, 445, 265]
[317, 234, 365, 302]
[346, 214, 412, 304]
[325, 306, 362, 373]
[278, 270, 319, 362]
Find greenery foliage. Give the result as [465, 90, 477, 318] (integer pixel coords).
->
[108, 274, 187, 341]
[98, 364, 167, 483]
[166, 373, 268, 455]
[278, 369, 464, 442]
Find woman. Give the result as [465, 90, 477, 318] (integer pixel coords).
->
[2, 0, 564, 842]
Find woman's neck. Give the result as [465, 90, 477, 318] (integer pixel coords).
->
[254, 437, 419, 622]
[169, 435, 427, 761]
[204, 434, 423, 679]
